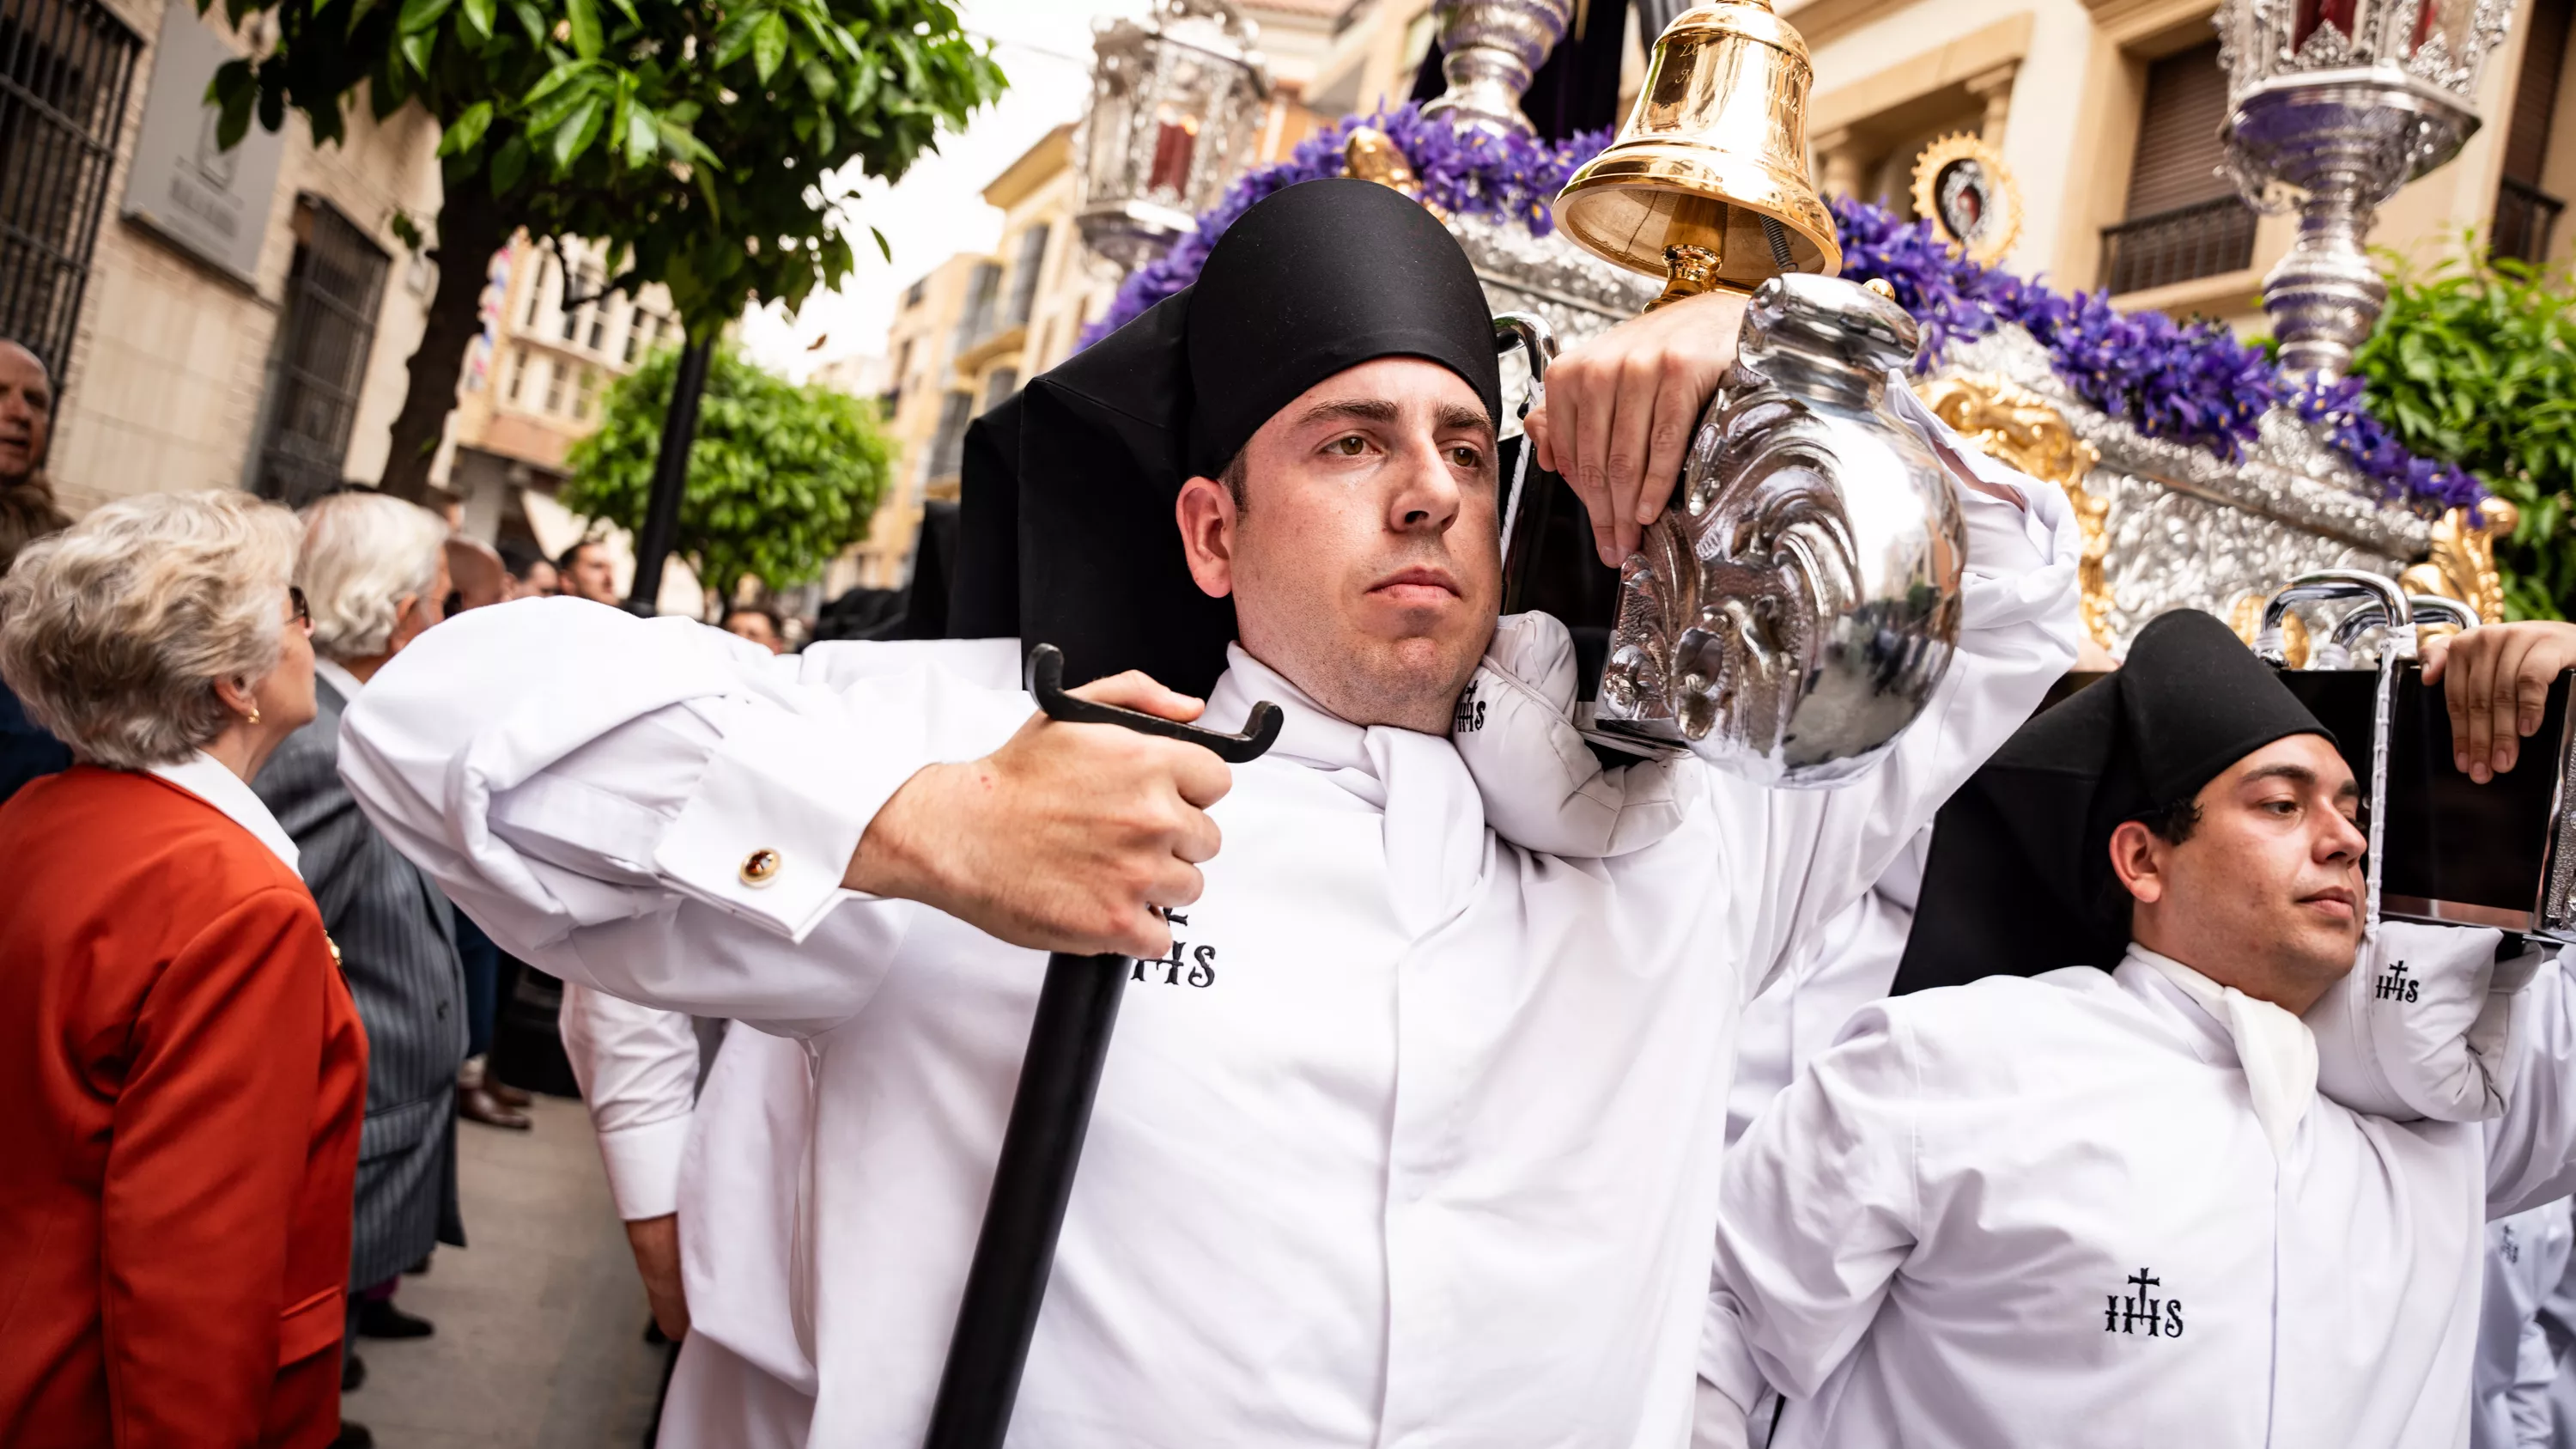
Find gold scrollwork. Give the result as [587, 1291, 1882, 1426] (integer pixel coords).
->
[1915, 374, 2111, 650]
[1342, 128, 1443, 219]
[2399, 497, 2518, 626]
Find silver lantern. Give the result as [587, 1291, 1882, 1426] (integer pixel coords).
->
[1419, 0, 1575, 137]
[2216, 0, 2512, 380]
[1073, 0, 1273, 273]
[1586, 275, 1965, 785]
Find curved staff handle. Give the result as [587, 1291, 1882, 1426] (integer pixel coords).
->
[921, 644, 1280, 1449]
[1024, 643, 1284, 763]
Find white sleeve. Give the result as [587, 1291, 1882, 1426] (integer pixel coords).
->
[2484, 955, 2576, 1217]
[1728, 400, 2083, 983]
[1704, 1003, 1923, 1408]
[559, 979, 702, 1221]
[337, 597, 1033, 1033]
[2513, 1310, 2558, 1446]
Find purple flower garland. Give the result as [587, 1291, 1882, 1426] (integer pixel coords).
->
[1080, 104, 1609, 346]
[1077, 115, 2481, 514]
[1828, 196, 2483, 514]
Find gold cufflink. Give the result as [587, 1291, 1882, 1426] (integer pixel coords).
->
[739, 849, 782, 887]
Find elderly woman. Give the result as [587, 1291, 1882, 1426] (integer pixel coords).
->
[252, 492, 469, 1369]
[0, 490, 365, 1448]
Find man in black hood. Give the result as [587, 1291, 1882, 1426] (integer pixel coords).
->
[1700, 611, 2576, 1449]
[339, 177, 2081, 1446]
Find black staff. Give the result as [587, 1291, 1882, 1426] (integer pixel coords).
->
[922, 644, 1281, 1449]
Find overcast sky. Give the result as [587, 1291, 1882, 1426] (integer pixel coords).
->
[736, 0, 1151, 380]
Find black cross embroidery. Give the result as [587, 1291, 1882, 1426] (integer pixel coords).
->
[2104, 1267, 2184, 1338]
[2375, 959, 2421, 1003]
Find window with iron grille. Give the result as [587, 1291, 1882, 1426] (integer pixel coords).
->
[1004, 224, 1048, 327]
[926, 388, 974, 484]
[952, 260, 1000, 351]
[254, 197, 390, 507]
[0, 0, 142, 382]
[981, 367, 1018, 413]
[2099, 40, 2257, 295]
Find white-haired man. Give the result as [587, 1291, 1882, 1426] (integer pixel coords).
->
[251, 491, 463, 1397]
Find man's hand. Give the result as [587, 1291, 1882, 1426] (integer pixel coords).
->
[2422, 621, 2576, 782]
[1523, 289, 1747, 566]
[843, 671, 1230, 959]
[625, 1213, 689, 1341]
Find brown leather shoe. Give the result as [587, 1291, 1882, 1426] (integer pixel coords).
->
[458, 1082, 532, 1130]
[488, 1078, 533, 1109]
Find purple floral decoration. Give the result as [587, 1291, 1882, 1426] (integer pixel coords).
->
[1829, 195, 2482, 514]
[1074, 121, 2482, 515]
[1079, 104, 1609, 347]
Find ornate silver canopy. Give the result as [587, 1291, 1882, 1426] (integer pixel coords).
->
[2215, 0, 2512, 379]
[1073, 0, 1273, 272]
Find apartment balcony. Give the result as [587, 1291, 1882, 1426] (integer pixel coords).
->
[2099, 197, 2260, 298]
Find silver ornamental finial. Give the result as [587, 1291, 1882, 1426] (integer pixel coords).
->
[2214, 0, 2512, 381]
[1419, 0, 1575, 137]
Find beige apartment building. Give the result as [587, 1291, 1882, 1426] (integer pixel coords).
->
[1785, 0, 2574, 326]
[430, 231, 683, 562]
[836, 0, 1343, 595]
[8, 0, 443, 516]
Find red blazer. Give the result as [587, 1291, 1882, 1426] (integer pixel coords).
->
[0, 766, 368, 1449]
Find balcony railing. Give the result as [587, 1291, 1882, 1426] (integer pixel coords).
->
[2494, 178, 2566, 267]
[2099, 197, 2259, 297]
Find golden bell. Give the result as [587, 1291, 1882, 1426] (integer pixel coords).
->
[1553, 0, 1840, 310]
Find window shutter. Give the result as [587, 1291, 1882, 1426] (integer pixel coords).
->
[2504, 0, 2573, 184]
[2125, 40, 2234, 218]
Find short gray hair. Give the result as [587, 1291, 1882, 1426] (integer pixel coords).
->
[297, 490, 448, 661]
[0, 490, 301, 770]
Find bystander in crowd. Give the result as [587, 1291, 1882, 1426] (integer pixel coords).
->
[252, 493, 472, 1424]
[0, 338, 70, 803]
[558, 538, 620, 605]
[720, 603, 787, 653]
[0, 490, 365, 1447]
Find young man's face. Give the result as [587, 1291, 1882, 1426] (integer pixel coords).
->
[564, 544, 619, 604]
[0, 343, 52, 483]
[2114, 732, 2369, 1008]
[1176, 356, 1501, 734]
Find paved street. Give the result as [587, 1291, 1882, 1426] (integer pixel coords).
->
[338, 1096, 670, 1448]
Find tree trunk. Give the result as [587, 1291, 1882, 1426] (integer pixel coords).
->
[377, 181, 512, 504]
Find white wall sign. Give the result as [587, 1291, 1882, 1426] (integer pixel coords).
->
[120, 3, 287, 285]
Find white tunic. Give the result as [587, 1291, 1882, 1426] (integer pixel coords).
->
[1704, 953, 2576, 1449]
[1722, 828, 1927, 1148]
[337, 484, 2075, 1446]
[2477, 1201, 2573, 1449]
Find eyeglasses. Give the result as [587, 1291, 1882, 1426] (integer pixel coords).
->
[289, 585, 310, 627]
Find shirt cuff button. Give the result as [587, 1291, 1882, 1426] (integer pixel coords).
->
[739, 848, 783, 887]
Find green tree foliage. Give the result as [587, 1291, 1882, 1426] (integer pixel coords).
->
[202, 0, 1001, 497]
[561, 344, 890, 606]
[2354, 247, 2576, 619]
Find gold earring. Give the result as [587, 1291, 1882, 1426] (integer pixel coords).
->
[246, 703, 261, 726]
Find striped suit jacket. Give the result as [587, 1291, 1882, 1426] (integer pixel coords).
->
[255, 678, 468, 1288]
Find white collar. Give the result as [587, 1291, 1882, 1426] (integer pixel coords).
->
[147, 752, 301, 872]
[2123, 942, 2317, 1161]
[1202, 642, 1488, 936]
[313, 656, 366, 703]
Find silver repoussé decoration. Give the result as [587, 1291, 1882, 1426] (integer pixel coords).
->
[2215, 0, 2511, 379]
[1588, 274, 1965, 786]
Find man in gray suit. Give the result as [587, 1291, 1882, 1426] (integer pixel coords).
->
[255, 492, 466, 1402]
